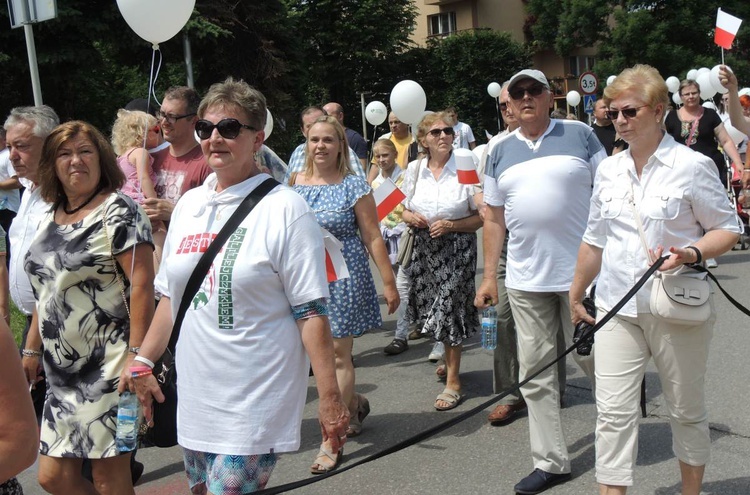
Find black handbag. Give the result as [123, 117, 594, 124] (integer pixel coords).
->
[144, 177, 279, 447]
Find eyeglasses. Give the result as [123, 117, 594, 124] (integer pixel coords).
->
[605, 105, 648, 121]
[427, 127, 455, 137]
[508, 84, 546, 100]
[156, 111, 196, 124]
[195, 118, 257, 140]
[499, 103, 508, 112]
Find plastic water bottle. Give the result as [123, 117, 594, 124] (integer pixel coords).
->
[115, 391, 139, 452]
[481, 306, 498, 350]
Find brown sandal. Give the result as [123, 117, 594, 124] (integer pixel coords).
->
[346, 394, 370, 437]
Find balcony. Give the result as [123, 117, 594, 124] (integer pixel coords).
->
[424, 0, 465, 5]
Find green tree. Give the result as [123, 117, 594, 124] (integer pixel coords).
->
[525, 0, 615, 56]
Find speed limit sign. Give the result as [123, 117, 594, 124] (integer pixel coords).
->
[579, 71, 598, 95]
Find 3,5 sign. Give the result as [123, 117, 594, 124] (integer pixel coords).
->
[579, 71, 598, 95]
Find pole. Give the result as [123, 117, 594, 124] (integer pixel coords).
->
[183, 33, 194, 89]
[360, 92, 367, 143]
[23, 23, 43, 105]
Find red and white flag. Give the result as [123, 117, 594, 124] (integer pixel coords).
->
[372, 178, 406, 221]
[453, 148, 480, 184]
[321, 228, 349, 283]
[715, 8, 743, 50]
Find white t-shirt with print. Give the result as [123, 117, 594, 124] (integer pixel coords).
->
[155, 173, 329, 455]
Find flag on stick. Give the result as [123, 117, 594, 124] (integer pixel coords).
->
[453, 148, 481, 184]
[372, 178, 406, 221]
[322, 228, 349, 282]
[715, 8, 743, 49]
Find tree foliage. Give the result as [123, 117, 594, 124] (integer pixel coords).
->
[526, 0, 614, 56]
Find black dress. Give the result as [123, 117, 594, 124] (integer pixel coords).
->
[665, 108, 727, 185]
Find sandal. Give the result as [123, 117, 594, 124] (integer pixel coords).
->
[434, 388, 462, 411]
[346, 394, 370, 437]
[310, 446, 343, 475]
[435, 363, 447, 379]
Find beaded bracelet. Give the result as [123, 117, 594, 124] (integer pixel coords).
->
[21, 349, 42, 358]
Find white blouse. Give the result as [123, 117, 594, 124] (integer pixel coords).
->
[402, 154, 477, 223]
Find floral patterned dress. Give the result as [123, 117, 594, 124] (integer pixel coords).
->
[24, 192, 153, 458]
[294, 174, 382, 337]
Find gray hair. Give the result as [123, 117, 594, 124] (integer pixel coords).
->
[198, 77, 266, 131]
[3, 105, 60, 138]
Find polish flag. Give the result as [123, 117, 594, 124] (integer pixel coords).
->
[453, 148, 480, 184]
[715, 8, 743, 50]
[372, 178, 406, 221]
[321, 228, 349, 282]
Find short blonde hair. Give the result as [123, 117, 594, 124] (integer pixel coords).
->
[303, 116, 351, 178]
[603, 64, 669, 110]
[415, 111, 450, 152]
[111, 109, 157, 155]
[372, 138, 397, 155]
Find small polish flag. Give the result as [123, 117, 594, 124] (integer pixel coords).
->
[372, 178, 406, 221]
[453, 148, 480, 184]
[715, 8, 743, 50]
[321, 228, 349, 283]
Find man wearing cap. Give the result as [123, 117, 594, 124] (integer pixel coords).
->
[476, 69, 606, 494]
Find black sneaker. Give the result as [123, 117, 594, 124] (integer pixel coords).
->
[514, 468, 571, 494]
[383, 339, 408, 355]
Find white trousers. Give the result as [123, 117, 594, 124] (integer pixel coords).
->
[507, 289, 596, 474]
[594, 307, 714, 486]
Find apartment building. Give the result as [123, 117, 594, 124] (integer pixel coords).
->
[414, 0, 599, 96]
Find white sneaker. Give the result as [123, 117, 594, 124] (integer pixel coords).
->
[706, 258, 718, 268]
[428, 341, 445, 363]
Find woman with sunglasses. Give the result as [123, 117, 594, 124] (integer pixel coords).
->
[291, 115, 399, 473]
[133, 78, 349, 494]
[570, 65, 740, 495]
[401, 111, 482, 411]
[111, 109, 166, 271]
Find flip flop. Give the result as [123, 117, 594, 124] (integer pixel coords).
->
[434, 388, 462, 411]
[310, 446, 343, 475]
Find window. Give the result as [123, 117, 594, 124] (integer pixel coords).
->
[428, 12, 457, 37]
[568, 56, 596, 77]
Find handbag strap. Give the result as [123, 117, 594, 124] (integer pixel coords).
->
[167, 177, 279, 351]
[626, 176, 656, 264]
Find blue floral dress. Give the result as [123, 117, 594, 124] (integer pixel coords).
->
[294, 174, 382, 337]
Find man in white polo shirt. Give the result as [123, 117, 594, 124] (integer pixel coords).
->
[476, 69, 606, 495]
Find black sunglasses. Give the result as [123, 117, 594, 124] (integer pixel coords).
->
[508, 84, 545, 100]
[195, 118, 257, 140]
[499, 103, 508, 112]
[428, 127, 455, 137]
[605, 105, 648, 121]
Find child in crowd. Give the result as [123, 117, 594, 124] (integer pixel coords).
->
[111, 109, 166, 270]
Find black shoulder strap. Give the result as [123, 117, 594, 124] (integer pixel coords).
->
[691, 265, 750, 318]
[167, 177, 279, 350]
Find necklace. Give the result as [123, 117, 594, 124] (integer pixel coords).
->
[63, 186, 104, 215]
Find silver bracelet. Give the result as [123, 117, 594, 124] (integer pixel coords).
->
[133, 355, 155, 369]
[22, 349, 42, 358]
[128, 346, 141, 354]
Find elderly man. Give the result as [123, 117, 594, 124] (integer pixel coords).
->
[4, 106, 59, 416]
[323, 102, 368, 167]
[284, 106, 366, 183]
[367, 112, 419, 183]
[0, 128, 21, 266]
[145, 86, 212, 223]
[476, 69, 606, 494]
[592, 98, 626, 156]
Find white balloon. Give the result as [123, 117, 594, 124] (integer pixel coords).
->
[472, 144, 487, 163]
[566, 90, 581, 107]
[710, 65, 729, 94]
[702, 101, 717, 111]
[487, 82, 502, 98]
[697, 67, 710, 76]
[117, 0, 195, 44]
[365, 101, 388, 126]
[696, 72, 716, 100]
[686, 69, 698, 81]
[263, 109, 273, 141]
[606, 75, 616, 86]
[724, 122, 748, 146]
[665, 76, 680, 93]
[390, 80, 427, 125]
[672, 92, 682, 106]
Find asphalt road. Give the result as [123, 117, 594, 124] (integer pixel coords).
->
[16, 237, 750, 495]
